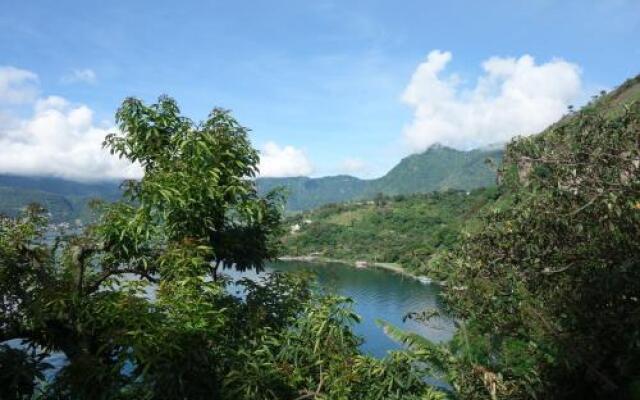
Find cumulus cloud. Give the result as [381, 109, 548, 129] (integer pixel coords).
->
[402, 50, 582, 151]
[0, 66, 141, 181]
[61, 68, 97, 84]
[340, 158, 367, 175]
[0, 66, 39, 104]
[258, 142, 313, 177]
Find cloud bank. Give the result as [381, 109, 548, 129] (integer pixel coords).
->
[258, 142, 313, 177]
[0, 96, 141, 181]
[402, 50, 582, 151]
[0, 66, 141, 181]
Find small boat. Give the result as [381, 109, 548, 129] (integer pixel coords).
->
[416, 276, 432, 284]
[355, 260, 368, 268]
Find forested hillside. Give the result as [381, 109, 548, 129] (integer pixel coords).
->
[281, 187, 506, 277]
[257, 145, 502, 211]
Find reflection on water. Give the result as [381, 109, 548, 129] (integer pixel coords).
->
[225, 261, 455, 358]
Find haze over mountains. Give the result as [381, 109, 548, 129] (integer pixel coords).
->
[0, 144, 502, 220]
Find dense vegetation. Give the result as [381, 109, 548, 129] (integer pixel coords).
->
[256, 145, 501, 211]
[2, 73, 639, 399]
[383, 77, 640, 399]
[281, 187, 506, 278]
[0, 97, 446, 399]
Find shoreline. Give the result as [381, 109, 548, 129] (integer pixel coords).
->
[277, 255, 445, 286]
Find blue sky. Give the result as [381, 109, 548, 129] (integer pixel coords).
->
[0, 0, 638, 180]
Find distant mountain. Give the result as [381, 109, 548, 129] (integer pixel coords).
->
[257, 144, 503, 211]
[366, 145, 502, 196]
[0, 145, 501, 219]
[0, 175, 121, 199]
[255, 175, 369, 212]
[0, 175, 120, 222]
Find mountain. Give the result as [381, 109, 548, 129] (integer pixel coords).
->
[256, 144, 502, 211]
[255, 175, 369, 212]
[0, 145, 502, 220]
[366, 145, 502, 196]
[0, 175, 121, 222]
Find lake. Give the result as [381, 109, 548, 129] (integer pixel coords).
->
[226, 260, 455, 358]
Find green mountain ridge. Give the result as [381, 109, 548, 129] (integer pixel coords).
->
[256, 144, 503, 211]
[0, 144, 502, 219]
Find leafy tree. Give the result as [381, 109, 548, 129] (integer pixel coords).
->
[388, 98, 640, 399]
[0, 96, 441, 399]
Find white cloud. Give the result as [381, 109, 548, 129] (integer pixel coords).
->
[340, 158, 367, 175]
[0, 66, 310, 181]
[0, 66, 39, 104]
[258, 142, 313, 177]
[402, 50, 582, 151]
[61, 68, 97, 84]
[0, 70, 142, 181]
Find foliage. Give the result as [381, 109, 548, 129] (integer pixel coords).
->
[0, 96, 442, 399]
[397, 81, 640, 399]
[0, 344, 51, 399]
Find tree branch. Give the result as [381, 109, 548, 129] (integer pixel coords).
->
[86, 267, 158, 294]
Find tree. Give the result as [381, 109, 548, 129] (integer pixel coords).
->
[103, 96, 285, 280]
[395, 99, 640, 399]
[0, 96, 441, 399]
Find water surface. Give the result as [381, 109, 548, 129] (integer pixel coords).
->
[226, 261, 455, 358]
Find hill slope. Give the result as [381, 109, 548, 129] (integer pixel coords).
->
[257, 145, 502, 211]
[281, 187, 507, 277]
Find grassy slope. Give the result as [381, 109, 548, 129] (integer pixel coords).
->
[281, 187, 508, 278]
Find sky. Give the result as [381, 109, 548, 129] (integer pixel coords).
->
[0, 0, 638, 181]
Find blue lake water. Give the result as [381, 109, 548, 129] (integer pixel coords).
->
[226, 261, 455, 357]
